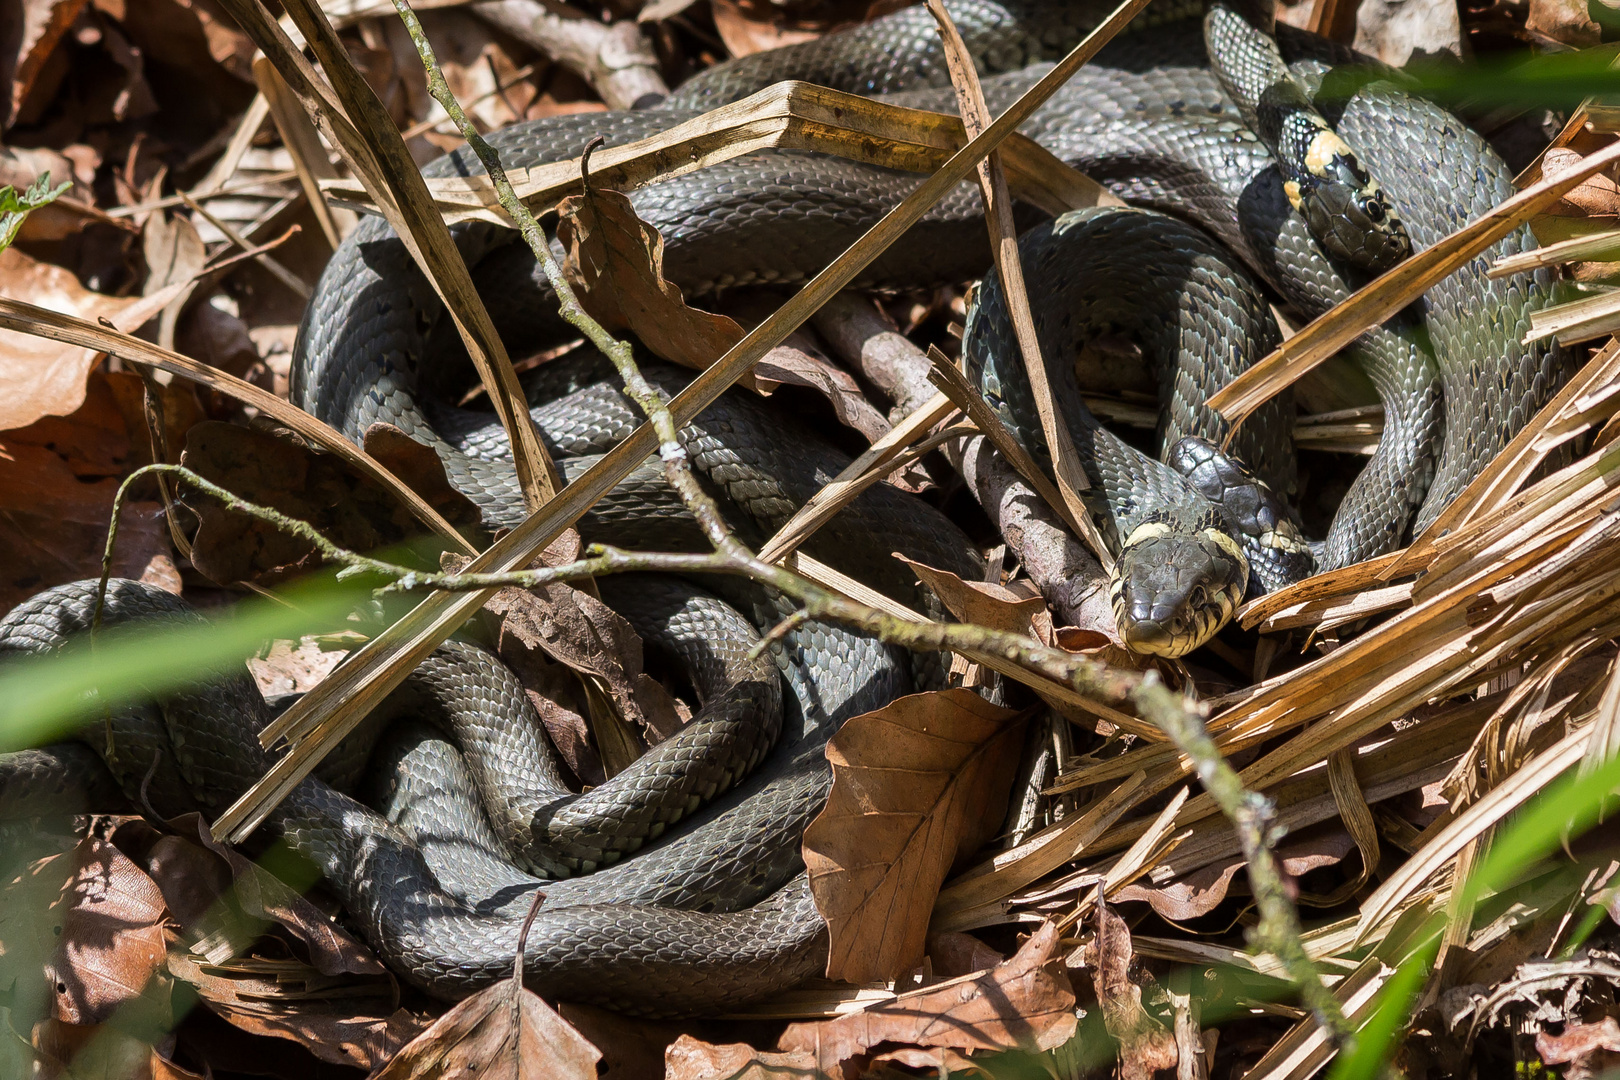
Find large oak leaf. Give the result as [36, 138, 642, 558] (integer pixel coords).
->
[802, 688, 1025, 983]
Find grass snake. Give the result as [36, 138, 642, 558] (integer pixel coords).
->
[0, 0, 1565, 1014]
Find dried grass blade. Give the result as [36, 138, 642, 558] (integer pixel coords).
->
[933, 770, 1147, 919]
[1526, 287, 1620, 346]
[178, 190, 312, 299]
[757, 393, 959, 564]
[1235, 550, 1408, 630]
[212, 0, 1161, 843]
[1058, 788, 1192, 931]
[1491, 226, 1620, 276]
[1353, 725, 1592, 945]
[325, 82, 1118, 225]
[1250, 581, 1412, 634]
[1239, 955, 1398, 1080]
[926, 0, 1098, 566]
[1207, 139, 1620, 427]
[252, 58, 354, 249]
[1397, 337, 1620, 556]
[927, 347, 1115, 568]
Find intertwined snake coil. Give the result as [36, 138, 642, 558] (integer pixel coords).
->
[0, 0, 1563, 1015]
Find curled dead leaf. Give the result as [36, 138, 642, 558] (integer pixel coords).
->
[557, 181, 747, 375]
[777, 921, 1076, 1076]
[0, 246, 160, 431]
[556, 174, 890, 438]
[557, 1003, 688, 1080]
[1543, 149, 1620, 220]
[103, 814, 409, 1071]
[5, 0, 86, 128]
[926, 930, 1006, 979]
[475, 545, 683, 745]
[901, 556, 1050, 638]
[803, 688, 1027, 983]
[1084, 900, 1177, 1080]
[753, 344, 891, 443]
[168, 951, 417, 1072]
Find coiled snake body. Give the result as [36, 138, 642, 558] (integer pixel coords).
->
[0, 0, 1563, 1013]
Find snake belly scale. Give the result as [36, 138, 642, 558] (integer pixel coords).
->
[0, 0, 1565, 1014]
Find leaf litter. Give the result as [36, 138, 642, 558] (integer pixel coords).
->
[4, 0, 1620, 1077]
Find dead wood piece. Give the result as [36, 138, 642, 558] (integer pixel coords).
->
[813, 289, 1113, 630]
[473, 0, 668, 110]
[811, 292, 939, 419]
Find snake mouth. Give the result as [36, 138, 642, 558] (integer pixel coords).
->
[1110, 524, 1248, 657]
[1295, 148, 1412, 275]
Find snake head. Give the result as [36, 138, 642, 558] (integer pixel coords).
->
[1109, 521, 1249, 657]
[1288, 133, 1412, 276]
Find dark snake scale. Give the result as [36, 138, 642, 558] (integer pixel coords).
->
[0, 0, 1564, 1013]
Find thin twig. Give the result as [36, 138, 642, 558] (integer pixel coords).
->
[116, 462, 1152, 706]
[1132, 681, 1352, 1044]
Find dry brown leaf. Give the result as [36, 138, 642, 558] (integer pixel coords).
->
[362, 423, 487, 523]
[4, 0, 85, 127]
[114, 814, 389, 979]
[478, 547, 683, 743]
[555, 175, 889, 435]
[1537, 1016, 1620, 1065]
[0, 370, 173, 615]
[176, 299, 259, 379]
[1085, 901, 1177, 1080]
[178, 420, 481, 585]
[870, 1045, 986, 1075]
[121, 0, 257, 82]
[753, 344, 891, 443]
[1351, 0, 1461, 65]
[150, 1043, 209, 1080]
[28, 1017, 186, 1080]
[168, 952, 419, 1072]
[247, 638, 348, 698]
[803, 688, 1027, 983]
[142, 213, 207, 341]
[117, 813, 410, 1073]
[556, 1003, 688, 1080]
[0, 246, 152, 431]
[927, 931, 1006, 979]
[778, 921, 1076, 1075]
[0, 835, 170, 1029]
[900, 556, 1049, 637]
[1544, 149, 1620, 220]
[497, 628, 605, 787]
[373, 966, 600, 1080]
[1527, 0, 1604, 48]
[557, 181, 747, 375]
[711, 0, 827, 56]
[663, 1034, 820, 1080]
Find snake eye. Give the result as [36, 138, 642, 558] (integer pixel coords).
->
[1362, 197, 1386, 223]
[1188, 585, 1208, 609]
